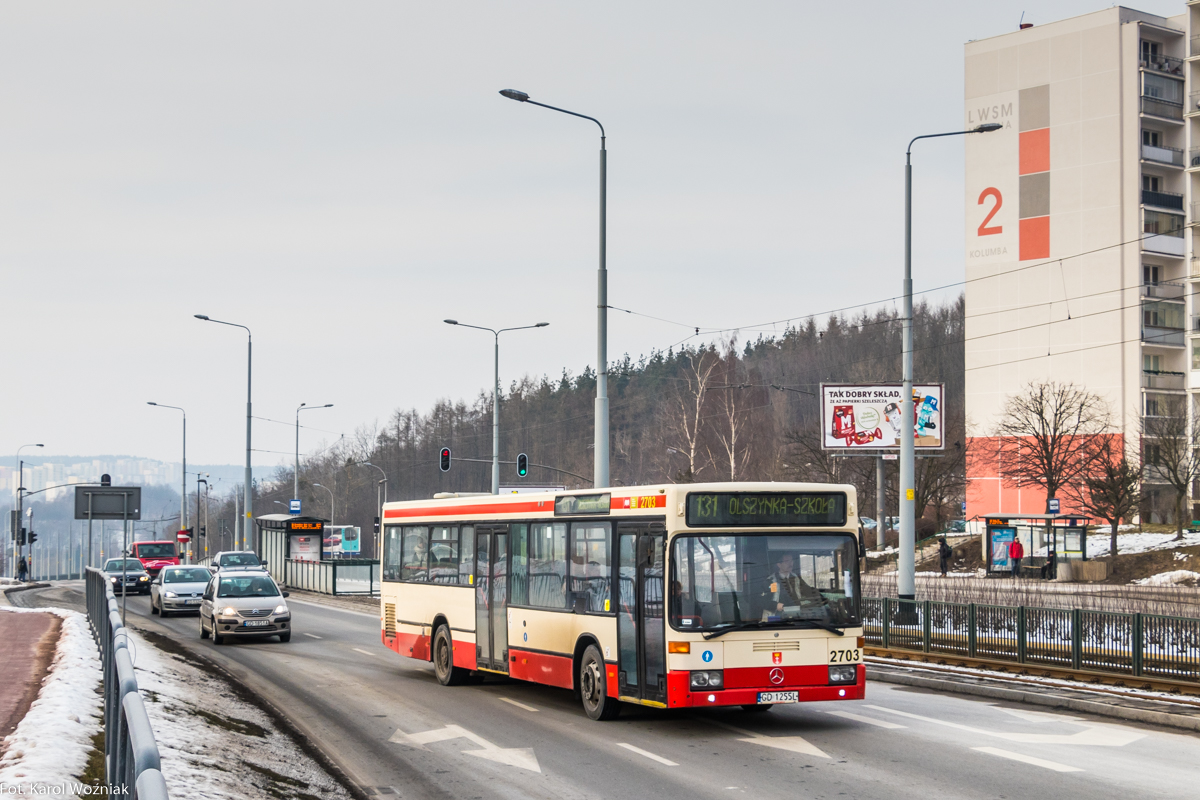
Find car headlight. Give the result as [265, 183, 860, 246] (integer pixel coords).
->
[828, 665, 857, 685]
[110, 577, 118, 583]
[274, 605, 288, 615]
[164, 591, 177, 598]
[690, 670, 723, 690]
[221, 607, 238, 616]
[139, 576, 149, 581]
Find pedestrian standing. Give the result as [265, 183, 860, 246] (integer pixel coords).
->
[18, 556, 28, 582]
[938, 536, 953, 577]
[1008, 537, 1024, 579]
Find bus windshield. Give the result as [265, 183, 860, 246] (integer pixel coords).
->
[668, 534, 859, 631]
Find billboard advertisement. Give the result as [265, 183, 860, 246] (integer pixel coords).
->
[820, 384, 944, 450]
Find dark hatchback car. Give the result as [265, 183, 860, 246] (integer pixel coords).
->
[103, 558, 151, 595]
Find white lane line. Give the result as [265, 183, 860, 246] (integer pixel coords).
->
[972, 747, 1083, 773]
[352, 647, 377, 657]
[499, 697, 538, 712]
[618, 743, 679, 766]
[303, 633, 322, 639]
[825, 710, 906, 729]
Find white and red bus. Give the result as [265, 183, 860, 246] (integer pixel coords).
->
[379, 482, 865, 720]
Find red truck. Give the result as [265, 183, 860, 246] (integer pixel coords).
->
[129, 541, 180, 576]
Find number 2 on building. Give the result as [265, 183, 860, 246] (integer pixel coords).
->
[977, 187, 1003, 236]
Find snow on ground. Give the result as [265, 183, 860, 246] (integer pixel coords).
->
[0, 605, 103, 795]
[127, 629, 352, 800]
[1086, 530, 1200, 558]
[1135, 570, 1200, 587]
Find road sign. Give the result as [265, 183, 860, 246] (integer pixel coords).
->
[1047, 498, 1060, 514]
[289, 499, 301, 515]
[74, 486, 141, 520]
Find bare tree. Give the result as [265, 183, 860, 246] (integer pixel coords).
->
[1141, 396, 1200, 540]
[992, 380, 1112, 507]
[661, 347, 719, 482]
[1071, 438, 1141, 556]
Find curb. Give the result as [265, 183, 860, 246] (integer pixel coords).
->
[867, 666, 1200, 733]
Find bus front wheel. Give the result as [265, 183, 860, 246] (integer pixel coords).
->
[579, 645, 620, 721]
[433, 626, 468, 686]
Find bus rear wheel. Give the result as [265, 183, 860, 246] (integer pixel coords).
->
[433, 626, 468, 686]
[579, 645, 620, 721]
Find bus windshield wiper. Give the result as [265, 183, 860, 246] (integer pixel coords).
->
[793, 620, 846, 636]
[700, 619, 846, 639]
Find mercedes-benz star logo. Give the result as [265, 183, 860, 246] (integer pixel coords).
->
[769, 667, 785, 685]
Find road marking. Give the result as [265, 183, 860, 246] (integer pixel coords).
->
[390, 725, 540, 772]
[303, 633, 322, 639]
[824, 710, 906, 729]
[703, 718, 829, 759]
[352, 647, 377, 657]
[866, 705, 1145, 747]
[972, 747, 1083, 773]
[499, 697, 538, 712]
[618, 743, 679, 766]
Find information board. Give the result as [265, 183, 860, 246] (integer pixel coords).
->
[820, 384, 945, 450]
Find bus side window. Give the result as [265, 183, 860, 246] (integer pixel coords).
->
[529, 522, 568, 609]
[570, 522, 611, 613]
[402, 526, 429, 582]
[459, 526, 475, 585]
[510, 524, 529, 605]
[429, 526, 459, 584]
[383, 526, 402, 582]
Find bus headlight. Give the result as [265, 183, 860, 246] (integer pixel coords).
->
[828, 665, 857, 685]
[690, 670, 723, 690]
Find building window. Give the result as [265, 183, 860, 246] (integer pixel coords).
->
[1145, 354, 1162, 372]
[1141, 39, 1162, 62]
[1144, 264, 1160, 285]
[1143, 175, 1162, 193]
[1143, 300, 1184, 329]
[1143, 129, 1162, 148]
[1143, 73, 1183, 105]
[1144, 210, 1184, 237]
[1192, 341, 1200, 371]
[1146, 443, 1162, 466]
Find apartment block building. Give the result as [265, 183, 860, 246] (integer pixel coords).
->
[964, 5, 1200, 519]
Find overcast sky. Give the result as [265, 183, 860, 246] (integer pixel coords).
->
[2, 0, 1179, 469]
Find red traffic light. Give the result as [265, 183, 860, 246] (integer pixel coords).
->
[439, 447, 452, 472]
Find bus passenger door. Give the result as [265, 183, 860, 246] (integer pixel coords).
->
[617, 528, 666, 704]
[475, 526, 509, 673]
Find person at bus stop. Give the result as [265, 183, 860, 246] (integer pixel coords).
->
[771, 553, 822, 611]
[1008, 537, 1024, 578]
[18, 556, 28, 582]
[937, 536, 952, 577]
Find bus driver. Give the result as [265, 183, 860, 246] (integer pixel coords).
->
[771, 553, 823, 612]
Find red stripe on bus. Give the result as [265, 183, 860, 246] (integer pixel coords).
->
[384, 501, 548, 519]
[508, 648, 575, 690]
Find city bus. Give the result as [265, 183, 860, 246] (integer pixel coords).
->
[379, 482, 865, 720]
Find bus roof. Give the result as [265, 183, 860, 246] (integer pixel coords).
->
[382, 482, 857, 524]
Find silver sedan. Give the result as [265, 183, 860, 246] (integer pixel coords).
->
[150, 565, 213, 617]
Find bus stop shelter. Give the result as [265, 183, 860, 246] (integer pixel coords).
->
[257, 514, 378, 596]
[982, 514, 1090, 578]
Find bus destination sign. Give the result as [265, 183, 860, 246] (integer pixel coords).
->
[686, 492, 846, 527]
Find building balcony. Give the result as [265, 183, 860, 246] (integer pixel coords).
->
[1143, 280, 1187, 300]
[1142, 370, 1186, 390]
[1146, 96, 1184, 120]
[1141, 53, 1184, 76]
[1144, 230, 1186, 255]
[1143, 189, 1184, 210]
[1143, 326, 1186, 347]
[1147, 143, 1185, 166]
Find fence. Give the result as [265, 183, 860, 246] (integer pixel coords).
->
[84, 567, 169, 799]
[862, 596, 1200, 683]
[283, 558, 379, 596]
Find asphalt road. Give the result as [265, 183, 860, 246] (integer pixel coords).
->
[20, 582, 1200, 799]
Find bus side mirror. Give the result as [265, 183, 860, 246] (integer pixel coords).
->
[857, 526, 866, 560]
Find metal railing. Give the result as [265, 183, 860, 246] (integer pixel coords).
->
[1142, 370, 1186, 389]
[1142, 280, 1187, 300]
[1141, 53, 1184, 76]
[283, 558, 379, 595]
[863, 597, 1200, 683]
[1143, 96, 1183, 119]
[1143, 189, 1184, 210]
[1144, 143, 1184, 166]
[85, 567, 169, 798]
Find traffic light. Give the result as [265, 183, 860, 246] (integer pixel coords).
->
[516, 453, 528, 478]
[18, 528, 26, 546]
[200, 526, 207, 538]
[373, 516, 380, 536]
[28, 532, 37, 545]
[439, 447, 452, 472]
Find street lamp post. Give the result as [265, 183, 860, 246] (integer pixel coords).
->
[296, 403, 334, 507]
[444, 319, 549, 494]
[147, 403, 187, 540]
[194, 314, 253, 551]
[12, 444, 43, 578]
[900, 122, 1001, 604]
[355, 462, 388, 559]
[499, 89, 609, 488]
[196, 476, 208, 564]
[312, 483, 334, 524]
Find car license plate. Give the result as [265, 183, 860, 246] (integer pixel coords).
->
[184, 599, 201, 605]
[242, 620, 270, 627]
[757, 691, 798, 704]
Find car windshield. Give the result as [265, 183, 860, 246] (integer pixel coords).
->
[104, 560, 143, 572]
[221, 553, 260, 567]
[136, 543, 176, 558]
[668, 534, 860, 630]
[217, 576, 279, 598]
[163, 568, 212, 583]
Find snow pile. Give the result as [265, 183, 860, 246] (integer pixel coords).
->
[866, 546, 898, 560]
[1087, 530, 1200, 558]
[127, 630, 352, 800]
[0, 606, 102, 794]
[1134, 570, 1200, 587]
